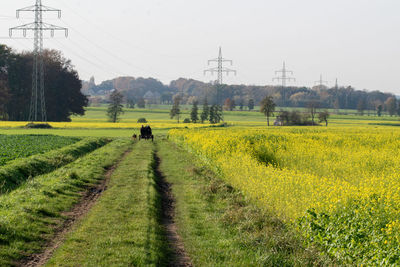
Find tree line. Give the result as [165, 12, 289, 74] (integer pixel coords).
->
[85, 76, 398, 114]
[0, 45, 87, 122]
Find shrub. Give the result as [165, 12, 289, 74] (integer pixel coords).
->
[137, 118, 147, 123]
[25, 123, 52, 129]
[183, 118, 191, 123]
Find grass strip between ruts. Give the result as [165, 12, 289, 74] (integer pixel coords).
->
[46, 141, 172, 266]
[0, 138, 132, 266]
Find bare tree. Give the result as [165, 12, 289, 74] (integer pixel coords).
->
[307, 100, 319, 125]
[170, 96, 181, 123]
[385, 97, 397, 116]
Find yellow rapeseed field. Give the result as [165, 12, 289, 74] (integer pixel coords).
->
[0, 120, 205, 129]
[169, 127, 400, 264]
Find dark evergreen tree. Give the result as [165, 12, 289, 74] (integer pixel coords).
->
[200, 99, 209, 123]
[209, 105, 216, 124]
[190, 101, 199, 123]
[248, 99, 255, 110]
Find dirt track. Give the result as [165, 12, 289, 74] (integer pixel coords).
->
[153, 153, 193, 267]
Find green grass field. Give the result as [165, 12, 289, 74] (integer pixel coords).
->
[0, 106, 399, 266]
[0, 106, 398, 138]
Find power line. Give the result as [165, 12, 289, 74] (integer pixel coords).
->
[273, 61, 295, 87]
[9, 0, 68, 122]
[48, 38, 131, 78]
[57, 0, 211, 60]
[204, 46, 237, 85]
[59, 19, 177, 81]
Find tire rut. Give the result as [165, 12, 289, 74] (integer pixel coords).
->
[153, 152, 193, 267]
[18, 149, 132, 267]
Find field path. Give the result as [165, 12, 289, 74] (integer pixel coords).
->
[153, 152, 193, 267]
[21, 148, 132, 267]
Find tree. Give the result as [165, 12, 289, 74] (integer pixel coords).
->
[318, 110, 330, 126]
[239, 99, 244, 111]
[333, 97, 340, 114]
[357, 98, 366, 116]
[260, 96, 276, 126]
[137, 97, 145, 108]
[279, 110, 290, 126]
[0, 45, 11, 120]
[0, 80, 9, 120]
[200, 99, 209, 123]
[248, 99, 255, 111]
[107, 90, 124, 123]
[126, 98, 135, 109]
[216, 105, 223, 123]
[190, 101, 199, 123]
[223, 98, 235, 111]
[5, 49, 88, 122]
[307, 100, 319, 125]
[170, 96, 181, 123]
[377, 104, 383, 117]
[209, 105, 215, 124]
[209, 105, 223, 124]
[385, 97, 397, 116]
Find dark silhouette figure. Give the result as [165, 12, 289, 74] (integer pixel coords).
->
[139, 125, 154, 141]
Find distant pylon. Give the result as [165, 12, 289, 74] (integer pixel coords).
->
[273, 61, 295, 87]
[9, 0, 68, 122]
[314, 74, 328, 87]
[204, 47, 236, 85]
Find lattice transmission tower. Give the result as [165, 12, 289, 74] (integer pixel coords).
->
[9, 0, 68, 122]
[273, 61, 295, 87]
[204, 47, 236, 85]
[314, 74, 328, 88]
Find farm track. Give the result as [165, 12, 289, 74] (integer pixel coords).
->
[153, 151, 193, 267]
[19, 148, 132, 267]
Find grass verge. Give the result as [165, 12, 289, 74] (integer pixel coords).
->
[0, 137, 110, 194]
[157, 139, 331, 266]
[46, 141, 172, 266]
[0, 138, 131, 266]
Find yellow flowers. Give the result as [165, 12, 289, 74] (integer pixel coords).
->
[170, 126, 400, 262]
[169, 127, 400, 220]
[0, 120, 205, 129]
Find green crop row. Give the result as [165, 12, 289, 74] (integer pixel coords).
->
[0, 138, 133, 266]
[0, 137, 110, 194]
[0, 135, 79, 165]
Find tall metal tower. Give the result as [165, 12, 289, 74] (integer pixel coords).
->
[204, 47, 236, 85]
[273, 61, 295, 87]
[9, 0, 68, 122]
[314, 74, 328, 87]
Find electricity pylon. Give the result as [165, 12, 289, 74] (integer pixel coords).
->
[314, 74, 328, 87]
[273, 61, 295, 87]
[9, 0, 68, 122]
[204, 47, 236, 85]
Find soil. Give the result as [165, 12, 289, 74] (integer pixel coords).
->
[18, 149, 132, 267]
[153, 153, 193, 267]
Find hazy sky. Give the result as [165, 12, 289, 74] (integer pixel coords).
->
[1, 0, 400, 93]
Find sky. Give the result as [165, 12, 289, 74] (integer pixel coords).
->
[0, 0, 400, 93]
